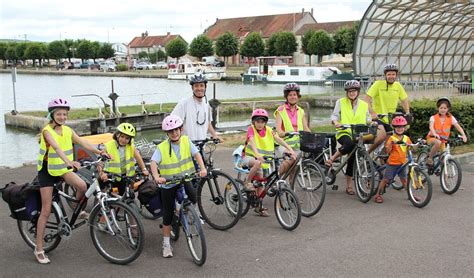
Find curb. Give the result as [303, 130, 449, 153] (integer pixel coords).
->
[453, 152, 474, 164]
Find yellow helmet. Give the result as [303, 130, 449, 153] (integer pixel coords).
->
[116, 123, 136, 137]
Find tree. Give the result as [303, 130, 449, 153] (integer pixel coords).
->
[0, 42, 8, 65]
[149, 49, 166, 63]
[76, 40, 94, 60]
[215, 32, 239, 64]
[24, 43, 45, 67]
[15, 42, 28, 62]
[189, 34, 213, 60]
[48, 40, 67, 61]
[165, 37, 188, 62]
[274, 31, 297, 56]
[301, 30, 316, 65]
[91, 41, 101, 62]
[240, 32, 265, 64]
[5, 45, 18, 63]
[63, 39, 75, 61]
[334, 27, 352, 57]
[266, 34, 278, 56]
[138, 51, 148, 59]
[307, 30, 334, 64]
[99, 43, 115, 59]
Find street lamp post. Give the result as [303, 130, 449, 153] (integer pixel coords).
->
[69, 47, 76, 58]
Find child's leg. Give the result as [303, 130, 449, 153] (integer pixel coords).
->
[427, 138, 441, 164]
[245, 158, 262, 183]
[326, 150, 341, 167]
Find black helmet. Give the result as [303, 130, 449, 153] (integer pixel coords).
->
[436, 97, 451, 108]
[189, 73, 208, 85]
[344, 80, 361, 91]
[384, 63, 399, 74]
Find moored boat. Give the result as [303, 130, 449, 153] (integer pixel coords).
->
[168, 61, 226, 81]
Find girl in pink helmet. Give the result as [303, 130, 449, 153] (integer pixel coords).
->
[373, 116, 412, 203]
[149, 114, 206, 258]
[241, 109, 296, 216]
[35, 98, 107, 264]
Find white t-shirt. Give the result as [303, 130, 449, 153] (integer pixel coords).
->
[171, 96, 212, 141]
[429, 115, 458, 126]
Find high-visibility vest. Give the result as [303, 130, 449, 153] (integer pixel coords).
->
[37, 124, 74, 176]
[274, 104, 304, 148]
[427, 114, 452, 139]
[104, 140, 136, 177]
[337, 98, 369, 140]
[244, 126, 274, 169]
[387, 134, 409, 165]
[157, 136, 195, 180]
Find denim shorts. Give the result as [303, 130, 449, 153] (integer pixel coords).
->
[384, 164, 407, 181]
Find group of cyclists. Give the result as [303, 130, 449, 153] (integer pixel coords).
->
[32, 63, 468, 264]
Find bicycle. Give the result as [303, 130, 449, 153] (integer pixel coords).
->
[233, 154, 302, 231]
[192, 138, 243, 231]
[322, 124, 377, 202]
[283, 131, 327, 217]
[14, 155, 145, 265]
[416, 135, 464, 194]
[380, 139, 433, 208]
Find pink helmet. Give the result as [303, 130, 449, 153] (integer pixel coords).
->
[162, 115, 183, 131]
[48, 98, 70, 112]
[251, 108, 268, 121]
[391, 116, 407, 126]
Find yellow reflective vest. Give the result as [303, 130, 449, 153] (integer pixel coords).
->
[104, 140, 136, 177]
[157, 136, 195, 180]
[37, 124, 74, 176]
[244, 126, 274, 169]
[274, 104, 304, 148]
[337, 98, 369, 140]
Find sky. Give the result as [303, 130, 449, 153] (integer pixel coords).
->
[0, 0, 372, 44]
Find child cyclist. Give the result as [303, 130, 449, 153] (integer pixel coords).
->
[242, 108, 296, 216]
[149, 115, 206, 258]
[425, 97, 468, 166]
[374, 116, 411, 203]
[98, 123, 149, 195]
[36, 98, 108, 264]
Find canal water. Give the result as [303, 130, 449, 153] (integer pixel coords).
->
[1, 73, 333, 167]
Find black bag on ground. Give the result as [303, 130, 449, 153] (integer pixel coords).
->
[1, 181, 42, 221]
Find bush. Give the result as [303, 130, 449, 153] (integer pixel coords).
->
[409, 98, 474, 140]
[117, 64, 128, 71]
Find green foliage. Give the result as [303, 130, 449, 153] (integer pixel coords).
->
[24, 43, 45, 66]
[334, 27, 353, 57]
[0, 42, 8, 62]
[189, 35, 213, 60]
[99, 43, 115, 59]
[266, 32, 297, 56]
[138, 51, 148, 59]
[266, 34, 278, 56]
[76, 40, 94, 60]
[165, 37, 188, 60]
[240, 32, 265, 61]
[215, 32, 239, 61]
[15, 43, 28, 61]
[91, 41, 101, 61]
[117, 64, 128, 71]
[409, 98, 474, 140]
[5, 45, 17, 61]
[307, 30, 334, 64]
[63, 39, 76, 61]
[149, 49, 166, 63]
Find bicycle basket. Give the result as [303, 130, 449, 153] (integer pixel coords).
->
[300, 132, 325, 154]
[135, 138, 156, 160]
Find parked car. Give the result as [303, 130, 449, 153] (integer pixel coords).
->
[72, 61, 82, 69]
[56, 62, 74, 70]
[80, 61, 100, 70]
[168, 62, 176, 69]
[134, 61, 156, 70]
[156, 61, 168, 69]
[99, 61, 117, 72]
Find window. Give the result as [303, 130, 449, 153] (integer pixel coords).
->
[277, 69, 286, 75]
[250, 68, 258, 74]
[290, 69, 299, 76]
[306, 69, 314, 76]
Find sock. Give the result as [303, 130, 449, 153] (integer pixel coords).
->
[163, 236, 170, 246]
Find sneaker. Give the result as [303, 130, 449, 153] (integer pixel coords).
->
[78, 211, 89, 220]
[162, 243, 173, 258]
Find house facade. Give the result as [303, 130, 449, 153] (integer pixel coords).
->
[128, 32, 185, 58]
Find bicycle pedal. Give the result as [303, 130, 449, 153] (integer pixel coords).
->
[331, 185, 338, 191]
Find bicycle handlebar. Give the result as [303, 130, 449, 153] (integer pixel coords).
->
[192, 138, 221, 148]
[163, 172, 200, 186]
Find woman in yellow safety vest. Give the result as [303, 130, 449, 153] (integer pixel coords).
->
[326, 81, 372, 196]
[99, 123, 149, 195]
[242, 108, 296, 216]
[149, 115, 206, 259]
[35, 98, 107, 264]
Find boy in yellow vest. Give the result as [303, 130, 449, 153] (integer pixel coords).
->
[35, 98, 106, 264]
[150, 115, 206, 258]
[99, 123, 149, 194]
[327, 80, 371, 195]
[242, 108, 296, 216]
[374, 116, 411, 203]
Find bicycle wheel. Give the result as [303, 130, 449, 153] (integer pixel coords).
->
[292, 160, 326, 217]
[353, 149, 376, 203]
[416, 150, 429, 169]
[17, 206, 62, 253]
[197, 170, 242, 230]
[89, 200, 144, 265]
[407, 166, 432, 208]
[182, 204, 207, 266]
[234, 179, 251, 217]
[440, 158, 462, 194]
[274, 185, 301, 231]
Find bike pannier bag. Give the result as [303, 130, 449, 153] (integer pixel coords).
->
[2, 181, 41, 220]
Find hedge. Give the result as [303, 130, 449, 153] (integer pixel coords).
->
[408, 98, 474, 140]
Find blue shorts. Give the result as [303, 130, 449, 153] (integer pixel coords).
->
[383, 164, 407, 181]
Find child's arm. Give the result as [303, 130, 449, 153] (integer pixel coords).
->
[274, 133, 296, 159]
[133, 148, 149, 176]
[150, 160, 165, 184]
[453, 123, 468, 142]
[72, 130, 104, 157]
[385, 137, 394, 153]
[428, 117, 440, 139]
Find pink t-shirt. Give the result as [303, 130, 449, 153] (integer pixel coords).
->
[247, 125, 268, 139]
[277, 104, 299, 131]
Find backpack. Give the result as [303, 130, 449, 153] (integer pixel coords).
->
[1, 181, 42, 221]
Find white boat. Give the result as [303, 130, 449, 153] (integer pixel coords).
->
[168, 61, 226, 81]
[241, 56, 341, 84]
